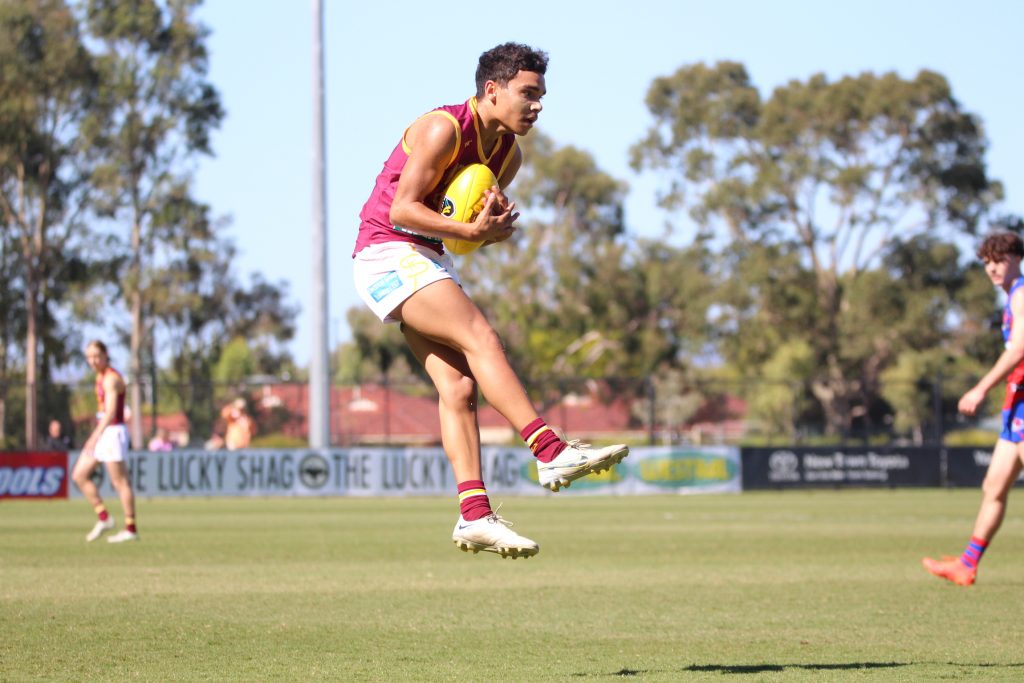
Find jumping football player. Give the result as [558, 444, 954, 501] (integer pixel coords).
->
[352, 42, 629, 558]
[923, 232, 1024, 585]
[72, 340, 139, 543]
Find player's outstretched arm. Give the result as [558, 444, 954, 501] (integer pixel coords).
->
[960, 287, 1024, 415]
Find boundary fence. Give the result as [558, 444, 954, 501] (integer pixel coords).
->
[2, 445, 1019, 500]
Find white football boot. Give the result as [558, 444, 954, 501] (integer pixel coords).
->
[85, 517, 115, 542]
[452, 510, 539, 559]
[107, 529, 139, 543]
[537, 440, 630, 492]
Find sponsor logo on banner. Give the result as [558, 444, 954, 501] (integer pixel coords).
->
[299, 454, 329, 489]
[637, 451, 737, 487]
[743, 447, 935, 488]
[801, 451, 910, 483]
[768, 450, 800, 482]
[0, 452, 68, 499]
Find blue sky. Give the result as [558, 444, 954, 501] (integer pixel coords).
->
[192, 0, 1023, 366]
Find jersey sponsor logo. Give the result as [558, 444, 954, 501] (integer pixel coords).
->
[439, 197, 455, 217]
[368, 271, 402, 303]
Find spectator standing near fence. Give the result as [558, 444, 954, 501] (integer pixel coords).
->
[222, 398, 255, 450]
[147, 427, 174, 452]
[71, 340, 139, 543]
[43, 419, 71, 451]
[924, 232, 1024, 585]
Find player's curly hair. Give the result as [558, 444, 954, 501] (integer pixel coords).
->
[977, 232, 1024, 262]
[475, 42, 548, 98]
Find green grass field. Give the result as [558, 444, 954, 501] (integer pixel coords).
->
[3, 490, 1024, 681]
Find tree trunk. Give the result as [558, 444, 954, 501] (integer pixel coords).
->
[23, 185, 41, 449]
[129, 214, 144, 448]
[810, 363, 855, 439]
[24, 274, 37, 449]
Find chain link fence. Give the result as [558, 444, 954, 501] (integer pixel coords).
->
[0, 373, 1001, 450]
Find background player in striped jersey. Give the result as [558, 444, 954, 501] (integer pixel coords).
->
[924, 232, 1024, 584]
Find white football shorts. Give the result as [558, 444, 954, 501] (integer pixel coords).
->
[94, 424, 130, 463]
[353, 242, 461, 323]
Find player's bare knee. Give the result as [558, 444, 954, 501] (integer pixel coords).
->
[72, 466, 91, 488]
[981, 475, 1012, 503]
[438, 374, 478, 412]
[469, 325, 507, 358]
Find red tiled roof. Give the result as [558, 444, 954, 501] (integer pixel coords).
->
[247, 383, 748, 445]
[140, 413, 190, 433]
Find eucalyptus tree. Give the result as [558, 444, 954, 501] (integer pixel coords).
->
[0, 0, 98, 447]
[141, 185, 296, 442]
[84, 0, 222, 446]
[631, 62, 1002, 435]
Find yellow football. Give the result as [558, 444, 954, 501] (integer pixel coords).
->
[438, 163, 497, 255]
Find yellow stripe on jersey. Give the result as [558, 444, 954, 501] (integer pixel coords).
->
[468, 97, 502, 165]
[496, 139, 519, 185]
[401, 110, 462, 169]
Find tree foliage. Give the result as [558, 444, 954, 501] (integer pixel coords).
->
[0, 0, 297, 446]
[84, 0, 224, 445]
[632, 62, 1004, 436]
[0, 0, 98, 446]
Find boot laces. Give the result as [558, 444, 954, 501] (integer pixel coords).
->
[485, 503, 514, 529]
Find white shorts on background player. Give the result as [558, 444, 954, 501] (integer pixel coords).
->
[353, 242, 461, 323]
[94, 424, 130, 463]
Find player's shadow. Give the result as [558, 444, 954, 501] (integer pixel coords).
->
[682, 662, 907, 674]
[574, 661, 1024, 677]
[572, 662, 908, 677]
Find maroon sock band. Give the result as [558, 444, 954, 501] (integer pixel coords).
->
[520, 418, 566, 463]
[457, 479, 492, 521]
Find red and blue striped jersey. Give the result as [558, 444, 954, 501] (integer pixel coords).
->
[1002, 277, 1024, 408]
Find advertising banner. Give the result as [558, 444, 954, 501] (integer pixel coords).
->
[66, 445, 741, 498]
[627, 446, 741, 495]
[741, 446, 941, 489]
[945, 447, 1024, 488]
[0, 451, 69, 499]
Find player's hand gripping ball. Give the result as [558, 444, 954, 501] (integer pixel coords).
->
[438, 163, 498, 255]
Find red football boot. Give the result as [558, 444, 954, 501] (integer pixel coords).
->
[922, 556, 977, 586]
